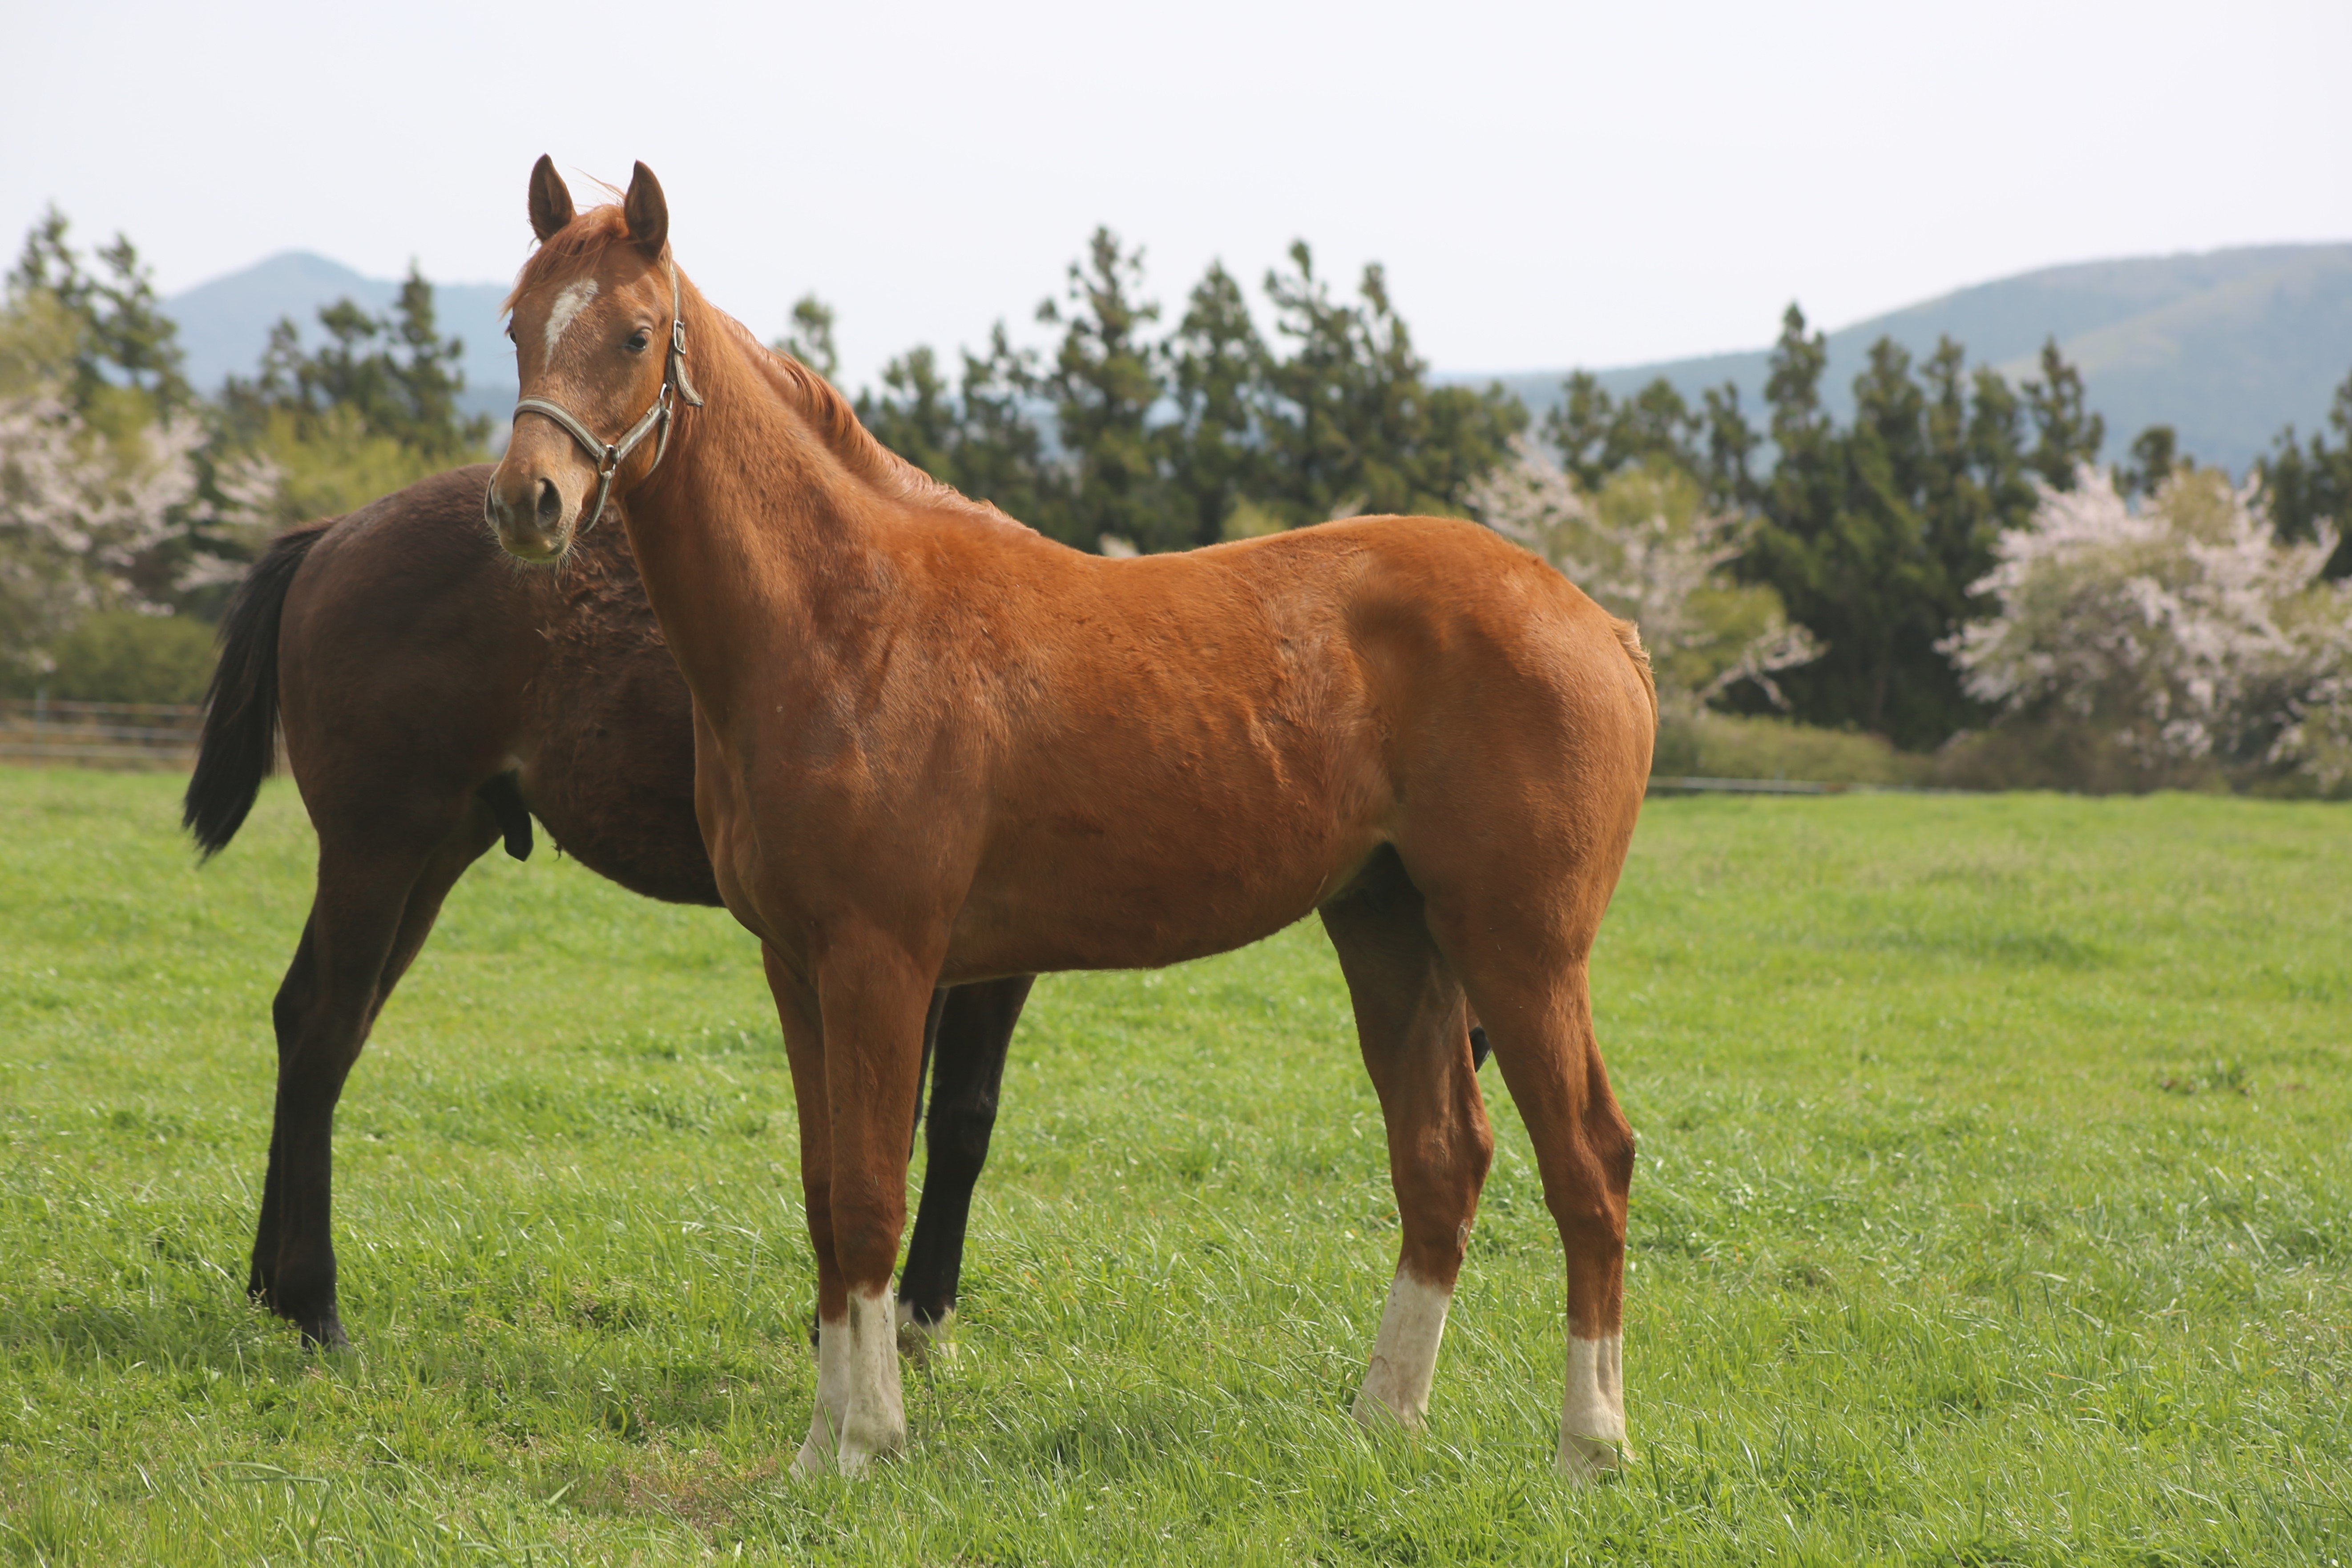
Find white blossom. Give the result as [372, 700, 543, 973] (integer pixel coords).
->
[1946, 465, 2352, 786]
[0, 392, 209, 673]
[1469, 438, 1818, 707]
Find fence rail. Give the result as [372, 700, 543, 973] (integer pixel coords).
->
[0, 698, 203, 769]
[1647, 775, 1845, 794]
[0, 712, 1928, 792]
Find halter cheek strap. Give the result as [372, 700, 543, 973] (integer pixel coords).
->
[511, 257, 705, 532]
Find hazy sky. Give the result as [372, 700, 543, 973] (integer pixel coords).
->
[9, 0, 2350, 389]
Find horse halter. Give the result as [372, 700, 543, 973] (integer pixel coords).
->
[510, 257, 705, 532]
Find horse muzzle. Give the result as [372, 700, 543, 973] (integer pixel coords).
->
[484, 460, 581, 563]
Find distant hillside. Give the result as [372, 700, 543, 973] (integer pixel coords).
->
[166, 252, 516, 428]
[171, 243, 2352, 476]
[1456, 243, 2352, 476]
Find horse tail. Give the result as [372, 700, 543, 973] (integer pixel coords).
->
[183, 521, 330, 858]
[1611, 617, 1658, 727]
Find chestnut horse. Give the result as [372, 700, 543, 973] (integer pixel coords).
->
[185, 466, 1033, 1349]
[485, 159, 1654, 1479]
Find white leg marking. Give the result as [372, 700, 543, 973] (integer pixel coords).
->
[1352, 1267, 1454, 1431]
[895, 1297, 958, 1365]
[833, 1287, 907, 1474]
[793, 1310, 852, 1476]
[1557, 1332, 1627, 1481]
[541, 278, 599, 360]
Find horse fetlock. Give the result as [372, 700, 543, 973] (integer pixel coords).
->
[1557, 1332, 1628, 1480]
[1353, 1268, 1453, 1432]
[1557, 1432, 1626, 1483]
[798, 1290, 906, 1477]
[895, 1298, 957, 1366]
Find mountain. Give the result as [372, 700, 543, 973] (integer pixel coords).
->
[166, 252, 516, 428]
[169, 242, 2352, 476]
[1452, 242, 2352, 476]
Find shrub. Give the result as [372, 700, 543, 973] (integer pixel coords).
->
[1654, 710, 1929, 786]
[31, 609, 215, 704]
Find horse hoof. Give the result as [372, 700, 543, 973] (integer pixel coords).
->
[1350, 1392, 1426, 1433]
[301, 1316, 351, 1351]
[895, 1303, 956, 1367]
[1556, 1433, 1625, 1483]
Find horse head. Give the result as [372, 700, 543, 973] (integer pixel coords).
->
[487, 157, 699, 561]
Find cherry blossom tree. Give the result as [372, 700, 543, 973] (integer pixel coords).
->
[0, 393, 210, 679]
[1470, 439, 1818, 711]
[1945, 466, 2352, 789]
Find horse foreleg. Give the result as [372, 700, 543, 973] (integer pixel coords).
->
[807, 935, 934, 1476]
[897, 975, 1033, 1352]
[775, 938, 932, 1475]
[769, 946, 849, 1472]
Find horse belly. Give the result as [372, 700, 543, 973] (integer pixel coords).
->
[947, 748, 1386, 977]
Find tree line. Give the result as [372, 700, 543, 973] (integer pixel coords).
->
[5, 205, 2349, 762]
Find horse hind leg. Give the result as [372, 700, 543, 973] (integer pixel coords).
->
[252, 805, 496, 1346]
[1319, 851, 1493, 1431]
[897, 975, 1033, 1358]
[1447, 947, 1634, 1481]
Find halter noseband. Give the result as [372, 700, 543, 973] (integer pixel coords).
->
[511, 257, 705, 532]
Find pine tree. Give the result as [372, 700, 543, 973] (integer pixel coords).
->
[8, 206, 191, 414]
[776, 294, 839, 381]
[1258, 243, 1522, 525]
[950, 325, 1056, 534]
[1742, 311, 2042, 746]
[857, 345, 958, 479]
[2257, 371, 2352, 577]
[225, 265, 488, 461]
[2022, 339, 2104, 488]
[1037, 228, 1176, 552]
[1160, 261, 1267, 548]
[855, 324, 1059, 538]
[2119, 425, 2180, 499]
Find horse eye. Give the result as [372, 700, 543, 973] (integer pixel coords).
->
[504, 323, 515, 343]
[625, 329, 651, 354]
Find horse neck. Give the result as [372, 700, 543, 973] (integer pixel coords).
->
[618, 290, 878, 723]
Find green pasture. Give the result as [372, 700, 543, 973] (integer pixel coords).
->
[2, 769, 2347, 1564]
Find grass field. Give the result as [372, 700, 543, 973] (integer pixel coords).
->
[2, 769, 2347, 1565]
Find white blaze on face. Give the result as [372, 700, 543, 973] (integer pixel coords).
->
[1352, 1267, 1454, 1431]
[1558, 1332, 1627, 1481]
[542, 278, 599, 362]
[795, 1288, 907, 1477]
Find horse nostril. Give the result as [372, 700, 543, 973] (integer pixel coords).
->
[535, 478, 562, 531]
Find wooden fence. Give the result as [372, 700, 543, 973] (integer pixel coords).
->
[0, 698, 203, 769]
[0, 710, 1924, 792]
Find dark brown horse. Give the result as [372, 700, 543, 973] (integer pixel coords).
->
[185, 465, 1033, 1350]
[485, 161, 1655, 1479]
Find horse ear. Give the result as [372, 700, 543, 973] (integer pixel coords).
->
[528, 156, 574, 242]
[622, 162, 668, 258]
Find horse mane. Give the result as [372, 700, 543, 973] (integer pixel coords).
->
[506, 205, 1017, 530]
[717, 315, 1017, 528]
